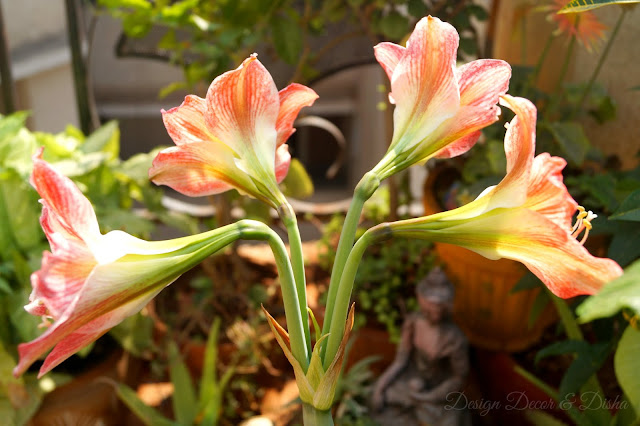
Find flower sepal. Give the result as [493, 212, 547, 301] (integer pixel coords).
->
[262, 304, 354, 411]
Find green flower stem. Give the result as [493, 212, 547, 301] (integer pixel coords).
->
[522, 33, 556, 98]
[279, 202, 312, 360]
[302, 403, 334, 426]
[323, 224, 388, 370]
[320, 172, 380, 359]
[574, 8, 628, 117]
[548, 33, 576, 116]
[238, 220, 309, 370]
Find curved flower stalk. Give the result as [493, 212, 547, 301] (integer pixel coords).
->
[381, 95, 622, 298]
[149, 54, 318, 209]
[13, 152, 259, 378]
[322, 15, 511, 344]
[370, 15, 512, 180]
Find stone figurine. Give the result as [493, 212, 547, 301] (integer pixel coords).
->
[371, 267, 469, 425]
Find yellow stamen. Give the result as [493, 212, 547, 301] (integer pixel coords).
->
[571, 206, 596, 245]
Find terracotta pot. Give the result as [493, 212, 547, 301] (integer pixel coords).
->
[423, 167, 556, 352]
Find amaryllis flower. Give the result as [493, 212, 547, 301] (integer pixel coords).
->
[385, 95, 622, 298]
[14, 151, 249, 377]
[370, 16, 511, 180]
[549, 0, 607, 52]
[149, 55, 318, 208]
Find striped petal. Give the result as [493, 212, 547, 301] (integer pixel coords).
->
[31, 150, 100, 244]
[149, 142, 256, 198]
[373, 42, 406, 89]
[524, 153, 577, 229]
[29, 240, 96, 319]
[205, 56, 279, 176]
[276, 83, 318, 147]
[387, 16, 460, 153]
[162, 95, 217, 146]
[435, 60, 511, 158]
[445, 95, 537, 220]
[432, 208, 623, 297]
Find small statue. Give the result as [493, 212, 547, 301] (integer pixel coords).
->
[371, 267, 469, 426]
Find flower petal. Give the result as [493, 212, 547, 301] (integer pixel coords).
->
[205, 56, 279, 175]
[149, 142, 252, 197]
[388, 16, 460, 152]
[441, 96, 537, 220]
[524, 153, 577, 228]
[275, 144, 291, 184]
[162, 95, 217, 146]
[436, 208, 623, 298]
[374, 42, 406, 85]
[435, 60, 511, 158]
[458, 60, 511, 109]
[30, 240, 96, 319]
[31, 151, 100, 243]
[276, 83, 318, 147]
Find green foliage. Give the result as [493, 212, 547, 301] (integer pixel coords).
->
[280, 158, 314, 199]
[115, 319, 235, 426]
[577, 259, 640, 322]
[99, 0, 487, 94]
[333, 356, 380, 425]
[614, 326, 640, 418]
[559, 0, 640, 13]
[535, 339, 611, 401]
[0, 112, 199, 422]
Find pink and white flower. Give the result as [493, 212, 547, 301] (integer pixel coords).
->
[387, 96, 622, 298]
[149, 55, 318, 208]
[372, 16, 511, 179]
[14, 151, 245, 377]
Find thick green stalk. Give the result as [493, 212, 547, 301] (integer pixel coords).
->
[323, 225, 386, 370]
[279, 202, 312, 359]
[321, 172, 379, 354]
[302, 403, 333, 426]
[574, 8, 627, 117]
[239, 220, 309, 370]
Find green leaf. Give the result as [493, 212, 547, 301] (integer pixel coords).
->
[81, 121, 120, 160]
[589, 95, 617, 124]
[607, 222, 640, 267]
[546, 121, 590, 166]
[610, 189, 640, 221]
[199, 318, 225, 426]
[577, 259, 640, 322]
[511, 272, 543, 293]
[280, 158, 314, 199]
[0, 343, 43, 426]
[270, 14, 303, 65]
[614, 326, 640, 416]
[114, 381, 176, 426]
[0, 174, 43, 253]
[407, 0, 428, 18]
[559, 0, 640, 13]
[109, 313, 154, 358]
[525, 409, 570, 425]
[168, 342, 198, 425]
[379, 11, 409, 40]
[99, 0, 152, 10]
